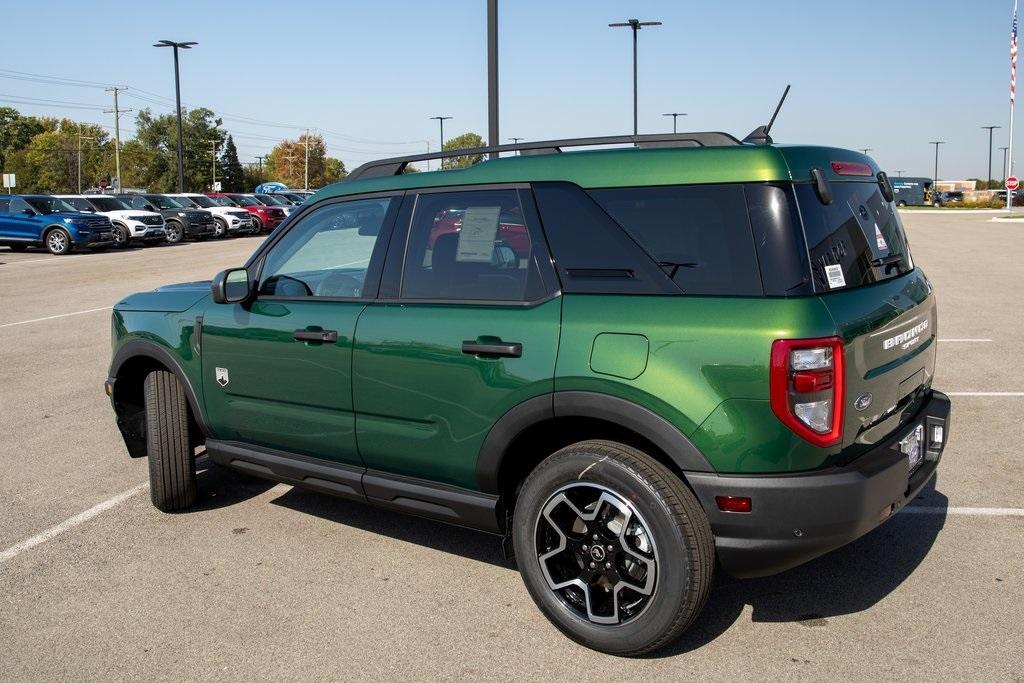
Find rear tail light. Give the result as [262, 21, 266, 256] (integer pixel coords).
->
[770, 337, 845, 447]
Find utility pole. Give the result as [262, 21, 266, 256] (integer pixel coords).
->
[77, 124, 95, 194]
[981, 125, 1001, 188]
[284, 153, 296, 180]
[303, 128, 310, 191]
[210, 140, 218, 189]
[662, 112, 686, 134]
[1000, 146, 1009, 181]
[430, 116, 452, 167]
[255, 155, 265, 171]
[487, 0, 499, 159]
[609, 18, 662, 135]
[930, 141, 946, 191]
[154, 40, 198, 192]
[103, 86, 131, 192]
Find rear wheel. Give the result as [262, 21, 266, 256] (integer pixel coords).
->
[164, 221, 183, 244]
[143, 369, 196, 512]
[251, 216, 264, 234]
[513, 440, 714, 656]
[45, 228, 73, 255]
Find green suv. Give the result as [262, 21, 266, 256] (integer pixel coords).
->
[105, 132, 951, 655]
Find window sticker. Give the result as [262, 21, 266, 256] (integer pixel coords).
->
[874, 223, 889, 252]
[825, 264, 846, 289]
[455, 206, 501, 262]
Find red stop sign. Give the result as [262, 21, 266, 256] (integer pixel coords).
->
[1006, 176, 1019, 191]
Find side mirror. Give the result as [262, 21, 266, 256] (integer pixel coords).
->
[211, 268, 251, 304]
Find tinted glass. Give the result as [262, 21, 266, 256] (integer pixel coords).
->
[795, 182, 914, 292]
[174, 196, 200, 207]
[146, 195, 183, 210]
[26, 197, 75, 214]
[89, 197, 127, 211]
[401, 189, 544, 301]
[66, 198, 93, 211]
[0, 198, 9, 212]
[259, 198, 393, 298]
[209, 195, 238, 207]
[9, 198, 30, 213]
[744, 183, 814, 296]
[589, 184, 762, 296]
[184, 195, 217, 208]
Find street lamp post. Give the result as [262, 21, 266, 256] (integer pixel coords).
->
[930, 141, 945, 194]
[860, 148, 872, 155]
[509, 137, 523, 155]
[662, 112, 686, 134]
[154, 39, 198, 192]
[1000, 146, 1009, 182]
[981, 125, 1002, 188]
[430, 116, 453, 167]
[609, 18, 662, 136]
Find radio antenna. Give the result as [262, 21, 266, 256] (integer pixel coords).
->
[743, 84, 791, 145]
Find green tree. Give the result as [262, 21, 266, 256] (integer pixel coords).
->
[133, 107, 225, 191]
[266, 133, 345, 189]
[219, 135, 245, 191]
[12, 119, 110, 193]
[242, 162, 268, 192]
[0, 107, 46, 172]
[441, 132, 485, 169]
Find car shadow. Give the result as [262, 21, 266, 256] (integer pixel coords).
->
[185, 455, 279, 512]
[651, 475, 948, 657]
[248, 470, 947, 654]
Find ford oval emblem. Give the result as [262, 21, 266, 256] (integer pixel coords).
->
[854, 393, 873, 411]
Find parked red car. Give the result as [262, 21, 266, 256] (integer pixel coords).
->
[205, 193, 286, 233]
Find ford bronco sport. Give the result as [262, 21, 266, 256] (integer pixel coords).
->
[105, 132, 951, 655]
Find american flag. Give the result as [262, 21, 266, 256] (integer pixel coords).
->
[1013, 6, 1018, 104]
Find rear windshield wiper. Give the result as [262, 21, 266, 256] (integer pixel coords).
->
[870, 254, 906, 274]
[657, 261, 698, 278]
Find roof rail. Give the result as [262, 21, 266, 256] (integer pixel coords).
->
[345, 131, 742, 181]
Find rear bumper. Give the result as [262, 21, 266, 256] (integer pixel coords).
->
[687, 390, 951, 578]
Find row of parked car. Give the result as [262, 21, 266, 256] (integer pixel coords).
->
[0, 190, 312, 255]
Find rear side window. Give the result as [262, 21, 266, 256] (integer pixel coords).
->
[401, 189, 548, 302]
[0, 198, 9, 213]
[795, 182, 913, 292]
[589, 184, 762, 296]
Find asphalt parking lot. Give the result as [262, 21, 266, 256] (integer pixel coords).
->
[1, 214, 1022, 680]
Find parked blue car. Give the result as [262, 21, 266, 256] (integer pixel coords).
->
[0, 195, 114, 255]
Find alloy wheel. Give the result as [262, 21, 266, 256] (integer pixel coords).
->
[47, 230, 68, 254]
[534, 483, 658, 625]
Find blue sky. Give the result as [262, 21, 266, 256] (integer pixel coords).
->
[0, 0, 1017, 180]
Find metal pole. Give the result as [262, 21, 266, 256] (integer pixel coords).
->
[77, 126, 82, 194]
[662, 112, 685, 133]
[860, 148, 872, 155]
[1001, 146, 1009, 181]
[487, 0, 499, 159]
[211, 140, 217, 188]
[304, 128, 310, 191]
[172, 46, 185, 192]
[104, 87, 130, 192]
[982, 125, 1001, 188]
[930, 141, 945, 196]
[632, 24, 638, 136]
[1010, 0, 1018, 210]
[440, 118, 445, 155]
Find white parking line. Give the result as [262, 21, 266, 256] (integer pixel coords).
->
[938, 338, 993, 343]
[0, 306, 112, 329]
[947, 392, 1024, 396]
[901, 506, 1024, 517]
[0, 483, 148, 566]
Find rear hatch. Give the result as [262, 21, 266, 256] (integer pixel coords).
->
[794, 179, 937, 461]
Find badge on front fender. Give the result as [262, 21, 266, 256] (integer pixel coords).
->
[215, 367, 229, 387]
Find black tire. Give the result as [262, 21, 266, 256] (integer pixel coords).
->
[44, 227, 73, 255]
[251, 216, 264, 234]
[111, 223, 130, 248]
[213, 218, 227, 238]
[513, 440, 714, 656]
[143, 369, 196, 512]
[164, 220, 184, 244]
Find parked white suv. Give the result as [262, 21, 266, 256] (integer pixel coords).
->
[57, 194, 166, 247]
[170, 194, 254, 237]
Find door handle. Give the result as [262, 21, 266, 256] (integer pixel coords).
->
[461, 340, 522, 358]
[293, 329, 339, 343]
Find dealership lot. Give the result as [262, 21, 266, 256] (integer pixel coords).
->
[0, 214, 1022, 679]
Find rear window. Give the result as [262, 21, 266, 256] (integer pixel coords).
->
[795, 182, 913, 292]
[588, 184, 762, 296]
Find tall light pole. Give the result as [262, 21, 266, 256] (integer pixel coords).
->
[210, 140, 218, 190]
[895, 170, 905, 177]
[487, 0, 499, 160]
[509, 137, 523, 156]
[154, 39, 198, 192]
[430, 116, 452, 167]
[860, 148, 872, 155]
[662, 112, 686, 133]
[77, 124, 95, 194]
[981, 125, 1001, 188]
[609, 18, 662, 135]
[930, 141, 945, 191]
[1000, 146, 1009, 182]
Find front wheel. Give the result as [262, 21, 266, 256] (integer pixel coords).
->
[45, 228, 73, 255]
[111, 223, 130, 248]
[513, 440, 714, 656]
[250, 216, 264, 234]
[143, 369, 197, 511]
[164, 221, 183, 244]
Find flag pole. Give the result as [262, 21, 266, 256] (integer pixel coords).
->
[1009, 0, 1018, 211]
